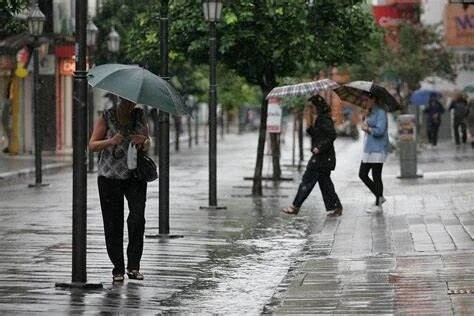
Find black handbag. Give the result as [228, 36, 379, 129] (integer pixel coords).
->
[133, 149, 158, 182]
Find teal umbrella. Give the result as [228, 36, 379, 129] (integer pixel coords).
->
[463, 82, 474, 93]
[88, 64, 191, 115]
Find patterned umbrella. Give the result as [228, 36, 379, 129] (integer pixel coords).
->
[333, 81, 401, 112]
[265, 79, 339, 99]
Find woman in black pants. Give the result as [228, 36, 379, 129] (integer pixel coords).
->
[282, 95, 343, 217]
[89, 98, 151, 282]
[359, 93, 389, 213]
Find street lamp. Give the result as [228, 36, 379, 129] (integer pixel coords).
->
[200, 0, 225, 210]
[27, 1, 47, 188]
[107, 26, 120, 57]
[86, 18, 98, 173]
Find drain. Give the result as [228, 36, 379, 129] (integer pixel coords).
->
[448, 289, 474, 295]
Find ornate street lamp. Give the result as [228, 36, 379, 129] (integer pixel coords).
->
[86, 19, 98, 48]
[27, 1, 47, 188]
[107, 26, 120, 56]
[200, 0, 225, 210]
[86, 18, 98, 173]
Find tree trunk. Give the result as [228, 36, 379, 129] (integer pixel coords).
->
[174, 115, 181, 152]
[226, 110, 231, 134]
[150, 108, 159, 156]
[220, 108, 224, 139]
[187, 115, 192, 148]
[194, 106, 199, 145]
[252, 71, 275, 196]
[270, 133, 281, 180]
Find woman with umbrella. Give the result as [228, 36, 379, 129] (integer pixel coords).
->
[359, 92, 389, 213]
[282, 95, 343, 217]
[89, 97, 151, 282]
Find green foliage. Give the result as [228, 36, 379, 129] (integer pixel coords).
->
[0, 0, 28, 38]
[349, 22, 456, 91]
[95, 0, 378, 113]
[171, 0, 377, 91]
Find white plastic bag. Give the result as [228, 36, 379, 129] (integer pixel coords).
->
[127, 142, 137, 170]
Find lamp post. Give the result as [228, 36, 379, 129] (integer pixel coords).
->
[55, 0, 101, 289]
[27, 2, 48, 188]
[107, 26, 120, 61]
[86, 18, 98, 173]
[200, 0, 226, 210]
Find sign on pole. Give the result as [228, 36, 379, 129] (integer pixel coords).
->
[267, 98, 282, 133]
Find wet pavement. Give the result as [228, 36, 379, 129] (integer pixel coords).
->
[0, 121, 474, 314]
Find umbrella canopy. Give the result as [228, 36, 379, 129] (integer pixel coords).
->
[265, 79, 339, 99]
[463, 82, 474, 93]
[88, 64, 191, 115]
[333, 81, 401, 112]
[410, 89, 442, 106]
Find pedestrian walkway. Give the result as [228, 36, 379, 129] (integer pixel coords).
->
[0, 127, 473, 314]
[267, 140, 474, 314]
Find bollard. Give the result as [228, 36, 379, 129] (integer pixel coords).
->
[397, 114, 422, 178]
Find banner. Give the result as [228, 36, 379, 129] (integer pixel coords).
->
[266, 98, 282, 133]
[444, 4, 474, 47]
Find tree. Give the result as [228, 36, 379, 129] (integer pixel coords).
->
[170, 0, 377, 195]
[0, 0, 28, 39]
[94, 0, 377, 195]
[349, 22, 456, 105]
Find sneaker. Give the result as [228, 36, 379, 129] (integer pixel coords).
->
[379, 196, 386, 205]
[366, 205, 383, 214]
[127, 270, 144, 280]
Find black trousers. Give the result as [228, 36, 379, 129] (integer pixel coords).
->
[453, 121, 467, 145]
[359, 162, 384, 205]
[427, 124, 440, 146]
[98, 176, 147, 276]
[292, 156, 342, 211]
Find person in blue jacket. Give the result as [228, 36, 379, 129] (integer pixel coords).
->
[359, 92, 390, 213]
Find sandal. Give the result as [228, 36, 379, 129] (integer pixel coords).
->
[127, 270, 144, 280]
[282, 205, 300, 215]
[112, 274, 124, 282]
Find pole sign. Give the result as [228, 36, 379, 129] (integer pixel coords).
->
[267, 98, 282, 133]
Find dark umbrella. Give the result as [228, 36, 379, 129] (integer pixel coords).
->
[334, 81, 401, 112]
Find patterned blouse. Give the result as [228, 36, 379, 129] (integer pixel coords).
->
[97, 106, 146, 179]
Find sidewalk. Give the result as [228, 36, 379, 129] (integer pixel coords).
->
[266, 140, 474, 314]
[0, 127, 473, 314]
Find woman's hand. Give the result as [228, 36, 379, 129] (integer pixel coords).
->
[361, 122, 371, 134]
[130, 134, 148, 145]
[312, 147, 320, 155]
[109, 133, 124, 145]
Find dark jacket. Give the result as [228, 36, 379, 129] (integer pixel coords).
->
[424, 100, 445, 127]
[306, 113, 337, 170]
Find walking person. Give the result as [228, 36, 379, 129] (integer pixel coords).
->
[423, 92, 445, 147]
[449, 94, 468, 146]
[89, 98, 151, 282]
[282, 95, 343, 217]
[359, 92, 390, 213]
[467, 99, 474, 149]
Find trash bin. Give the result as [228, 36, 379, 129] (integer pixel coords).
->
[397, 114, 421, 178]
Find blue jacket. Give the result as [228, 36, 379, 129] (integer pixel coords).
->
[363, 106, 389, 154]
